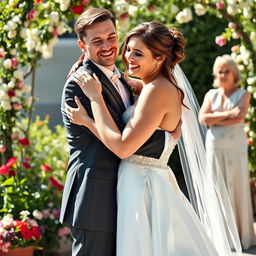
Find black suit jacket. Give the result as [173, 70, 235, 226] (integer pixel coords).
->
[59, 58, 165, 232]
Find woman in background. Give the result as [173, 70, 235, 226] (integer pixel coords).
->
[199, 54, 256, 250]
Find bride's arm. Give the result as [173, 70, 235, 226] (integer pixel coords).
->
[72, 73, 175, 159]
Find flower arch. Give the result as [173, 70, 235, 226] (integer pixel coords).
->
[0, 0, 255, 169]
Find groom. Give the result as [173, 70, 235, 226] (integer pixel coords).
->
[60, 7, 180, 256]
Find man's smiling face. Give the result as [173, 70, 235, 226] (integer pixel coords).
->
[79, 19, 119, 71]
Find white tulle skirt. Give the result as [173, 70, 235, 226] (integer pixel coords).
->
[116, 158, 220, 256]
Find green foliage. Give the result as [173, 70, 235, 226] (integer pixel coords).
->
[0, 117, 70, 251]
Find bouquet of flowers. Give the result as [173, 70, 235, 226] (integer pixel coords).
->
[0, 211, 41, 252]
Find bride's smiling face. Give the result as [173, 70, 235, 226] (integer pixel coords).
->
[124, 36, 160, 82]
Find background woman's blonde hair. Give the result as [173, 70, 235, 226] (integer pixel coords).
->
[212, 54, 240, 88]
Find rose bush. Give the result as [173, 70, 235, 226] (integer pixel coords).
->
[0, 117, 70, 252]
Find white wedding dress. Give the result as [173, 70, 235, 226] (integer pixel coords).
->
[116, 106, 221, 256]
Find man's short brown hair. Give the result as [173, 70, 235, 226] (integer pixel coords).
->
[75, 8, 116, 41]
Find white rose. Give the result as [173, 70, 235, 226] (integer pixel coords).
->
[194, 4, 206, 16]
[243, 7, 252, 18]
[13, 69, 24, 80]
[227, 5, 237, 15]
[11, 96, 19, 102]
[247, 86, 254, 93]
[13, 15, 21, 24]
[128, 5, 138, 17]
[5, 20, 18, 31]
[25, 96, 33, 107]
[1, 100, 12, 110]
[9, 48, 17, 55]
[33, 209, 43, 220]
[22, 84, 32, 93]
[20, 28, 26, 39]
[238, 64, 245, 71]
[0, 90, 9, 101]
[2, 214, 13, 227]
[170, 5, 179, 14]
[57, 22, 67, 35]
[8, 30, 17, 39]
[138, 0, 149, 4]
[49, 11, 59, 24]
[244, 126, 250, 133]
[14, 89, 23, 97]
[247, 77, 256, 85]
[117, 18, 130, 32]
[114, 0, 129, 16]
[3, 59, 12, 69]
[227, 0, 236, 4]
[176, 8, 193, 24]
[253, 92, 256, 100]
[7, 81, 15, 89]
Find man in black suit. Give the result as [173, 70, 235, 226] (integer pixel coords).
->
[60, 7, 180, 256]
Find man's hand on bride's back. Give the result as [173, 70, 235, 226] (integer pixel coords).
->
[171, 119, 182, 140]
[67, 54, 85, 78]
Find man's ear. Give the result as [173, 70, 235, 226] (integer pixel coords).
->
[78, 40, 86, 53]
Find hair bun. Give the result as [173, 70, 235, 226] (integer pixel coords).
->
[169, 27, 185, 65]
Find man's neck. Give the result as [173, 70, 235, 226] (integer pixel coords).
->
[90, 59, 115, 72]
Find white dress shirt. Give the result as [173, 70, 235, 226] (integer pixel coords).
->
[92, 61, 131, 109]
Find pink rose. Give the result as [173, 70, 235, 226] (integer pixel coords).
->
[0, 48, 5, 58]
[6, 157, 17, 167]
[216, 2, 225, 9]
[42, 209, 50, 217]
[120, 13, 129, 20]
[0, 144, 6, 153]
[16, 80, 23, 89]
[40, 164, 52, 172]
[81, 0, 90, 5]
[52, 27, 58, 37]
[13, 102, 22, 110]
[215, 35, 226, 47]
[27, 9, 37, 21]
[228, 22, 237, 29]
[0, 165, 10, 175]
[11, 57, 18, 68]
[58, 226, 70, 237]
[11, 132, 19, 140]
[231, 45, 240, 53]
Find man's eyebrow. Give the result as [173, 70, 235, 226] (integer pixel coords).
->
[91, 32, 117, 41]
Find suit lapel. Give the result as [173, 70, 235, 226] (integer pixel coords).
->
[83, 58, 126, 113]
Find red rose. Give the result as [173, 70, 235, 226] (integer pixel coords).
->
[20, 225, 33, 240]
[6, 157, 17, 167]
[19, 137, 30, 146]
[32, 226, 41, 240]
[22, 162, 31, 169]
[71, 5, 84, 15]
[7, 90, 15, 97]
[0, 165, 10, 175]
[9, 170, 16, 176]
[40, 164, 52, 172]
[49, 177, 64, 191]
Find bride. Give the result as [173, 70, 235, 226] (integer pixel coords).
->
[65, 21, 242, 255]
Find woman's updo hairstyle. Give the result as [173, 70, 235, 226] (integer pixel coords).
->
[121, 21, 186, 106]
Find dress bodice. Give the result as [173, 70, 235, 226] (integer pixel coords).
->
[122, 105, 178, 168]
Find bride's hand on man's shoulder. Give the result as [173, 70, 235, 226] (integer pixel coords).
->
[73, 71, 102, 101]
[65, 96, 91, 126]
